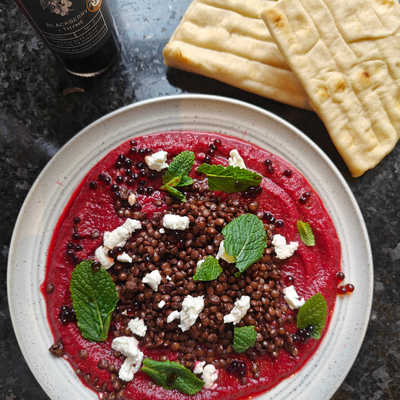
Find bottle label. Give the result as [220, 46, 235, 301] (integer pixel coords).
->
[16, 0, 114, 59]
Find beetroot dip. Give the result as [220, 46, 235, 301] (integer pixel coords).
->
[42, 131, 341, 400]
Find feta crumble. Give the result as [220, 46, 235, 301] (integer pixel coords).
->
[166, 310, 181, 323]
[159, 228, 165, 234]
[94, 246, 114, 270]
[111, 336, 144, 382]
[179, 295, 205, 332]
[142, 270, 162, 292]
[103, 226, 130, 249]
[117, 252, 132, 263]
[145, 150, 168, 172]
[158, 300, 166, 309]
[128, 318, 147, 337]
[95, 218, 142, 269]
[228, 149, 246, 169]
[272, 234, 298, 260]
[215, 240, 236, 264]
[162, 214, 190, 230]
[283, 285, 305, 310]
[193, 361, 206, 375]
[202, 364, 219, 389]
[223, 295, 251, 324]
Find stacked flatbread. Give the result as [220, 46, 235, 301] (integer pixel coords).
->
[261, 0, 400, 177]
[163, 0, 311, 110]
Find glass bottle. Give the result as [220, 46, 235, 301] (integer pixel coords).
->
[14, 0, 121, 77]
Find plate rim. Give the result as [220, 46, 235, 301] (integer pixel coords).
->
[8, 94, 373, 400]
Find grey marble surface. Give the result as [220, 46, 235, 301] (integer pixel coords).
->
[1, 0, 399, 399]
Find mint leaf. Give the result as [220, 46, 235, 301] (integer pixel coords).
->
[193, 256, 222, 281]
[297, 292, 327, 340]
[161, 151, 195, 201]
[196, 164, 262, 193]
[233, 325, 257, 353]
[297, 221, 315, 246]
[141, 358, 204, 395]
[70, 260, 118, 342]
[162, 184, 187, 202]
[163, 151, 195, 186]
[222, 214, 266, 276]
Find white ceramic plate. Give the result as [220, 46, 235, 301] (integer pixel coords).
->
[8, 95, 373, 400]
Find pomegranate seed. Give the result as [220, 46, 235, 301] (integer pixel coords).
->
[337, 285, 347, 295]
[283, 169, 292, 177]
[299, 192, 311, 204]
[336, 271, 345, 282]
[207, 148, 215, 156]
[346, 284, 355, 293]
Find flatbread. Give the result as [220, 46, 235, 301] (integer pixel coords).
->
[163, 0, 311, 110]
[261, 0, 400, 177]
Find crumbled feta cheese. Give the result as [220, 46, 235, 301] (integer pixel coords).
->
[202, 364, 219, 389]
[158, 300, 166, 309]
[223, 295, 251, 324]
[142, 270, 162, 292]
[96, 219, 142, 269]
[145, 150, 168, 172]
[111, 336, 144, 382]
[272, 234, 298, 260]
[228, 149, 246, 169]
[128, 318, 147, 337]
[196, 259, 205, 268]
[193, 361, 206, 375]
[166, 275, 172, 281]
[283, 285, 305, 310]
[117, 252, 132, 263]
[122, 218, 142, 234]
[128, 193, 136, 206]
[94, 246, 114, 270]
[163, 214, 190, 230]
[104, 226, 131, 249]
[167, 310, 181, 323]
[159, 228, 165, 234]
[121, 310, 128, 316]
[179, 295, 205, 332]
[215, 240, 236, 264]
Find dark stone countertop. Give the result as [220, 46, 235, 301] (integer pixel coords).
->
[1, 0, 399, 398]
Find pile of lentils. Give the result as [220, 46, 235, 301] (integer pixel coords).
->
[105, 179, 299, 386]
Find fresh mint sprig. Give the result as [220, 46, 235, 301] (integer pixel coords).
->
[297, 292, 327, 340]
[297, 221, 315, 246]
[196, 164, 262, 193]
[193, 256, 222, 281]
[70, 260, 118, 342]
[161, 151, 195, 201]
[233, 325, 257, 353]
[141, 358, 204, 395]
[222, 213, 267, 277]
